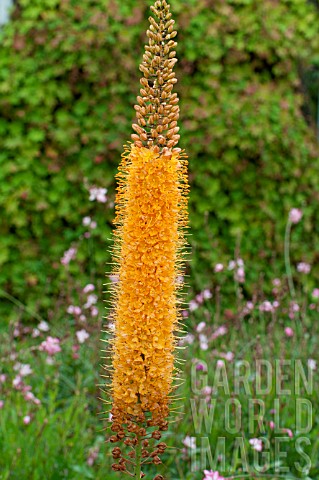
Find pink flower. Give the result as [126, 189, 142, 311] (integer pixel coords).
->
[0, 400, 4, 409]
[214, 263, 224, 273]
[196, 293, 204, 303]
[83, 283, 95, 294]
[39, 336, 61, 356]
[269, 421, 275, 430]
[312, 288, 319, 299]
[289, 301, 300, 319]
[87, 446, 99, 466]
[249, 438, 263, 451]
[67, 305, 81, 315]
[72, 345, 80, 359]
[272, 278, 281, 287]
[61, 247, 77, 265]
[201, 386, 213, 396]
[13, 363, 33, 377]
[259, 301, 273, 313]
[24, 392, 41, 405]
[23, 415, 31, 425]
[284, 327, 294, 338]
[76, 329, 90, 344]
[203, 470, 225, 480]
[223, 351, 234, 362]
[211, 325, 227, 340]
[289, 208, 302, 224]
[109, 274, 119, 283]
[13, 375, 23, 389]
[283, 428, 293, 438]
[0, 374, 7, 383]
[196, 362, 207, 371]
[91, 306, 98, 317]
[216, 359, 225, 368]
[235, 266, 245, 283]
[297, 262, 311, 274]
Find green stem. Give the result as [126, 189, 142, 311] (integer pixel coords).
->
[284, 220, 295, 298]
[135, 436, 142, 479]
[0, 288, 45, 323]
[284, 219, 302, 339]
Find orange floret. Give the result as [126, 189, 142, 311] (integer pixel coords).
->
[110, 144, 188, 427]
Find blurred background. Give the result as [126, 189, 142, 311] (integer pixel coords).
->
[0, 1, 319, 479]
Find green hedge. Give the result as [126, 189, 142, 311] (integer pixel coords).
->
[0, 0, 318, 314]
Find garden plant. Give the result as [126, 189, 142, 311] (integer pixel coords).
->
[0, 1, 318, 480]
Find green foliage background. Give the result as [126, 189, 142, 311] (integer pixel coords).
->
[0, 0, 319, 312]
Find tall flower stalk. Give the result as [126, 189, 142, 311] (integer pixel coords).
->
[105, 1, 189, 478]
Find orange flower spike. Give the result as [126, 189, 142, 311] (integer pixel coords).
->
[107, 1, 189, 477]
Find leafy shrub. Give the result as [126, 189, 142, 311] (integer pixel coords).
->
[0, 0, 318, 313]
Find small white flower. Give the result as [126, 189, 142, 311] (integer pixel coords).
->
[199, 334, 209, 351]
[179, 333, 194, 345]
[82, 216, 91, 226]
[14, 363, 33, 377]
[89, 187, 107, 203]
[202, 289, 212, 300]
[76, 329, 90, 344]
[196, 321, 206, 333]
[38, 320, 50, 332]
[84, 294, 98, 309]
[249, 438, 263, 452]
[32, 328, 40, 338]
[183, 435, 196, 449]
[308, 359, 317, 371]
[228, 260, 236, 270]
[237, 258, 244, 267]
[189, 300, 198, 312]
